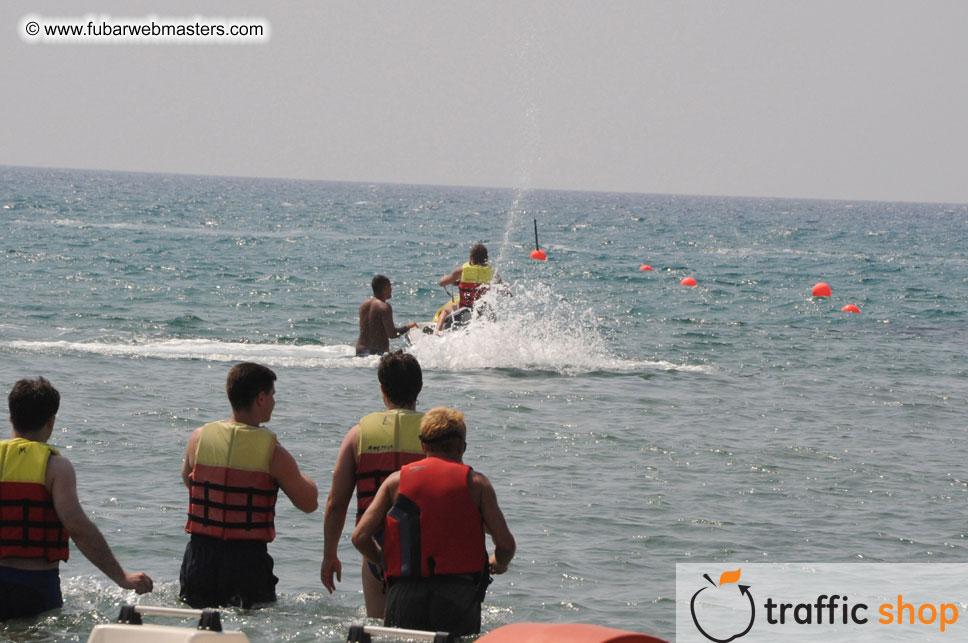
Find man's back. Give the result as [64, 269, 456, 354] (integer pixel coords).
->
[179, 362, 317, 609]
[355, 409, 424, 518]
[185, 421, 279, 542]
[0, 438, 69, 564]
[3, 377, 154, 620]
[357, 297, 392, 353]
[321, 351, 424, 617]
[383, 457, 487, 581]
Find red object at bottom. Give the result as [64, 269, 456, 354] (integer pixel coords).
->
[476, 622, 669, 643]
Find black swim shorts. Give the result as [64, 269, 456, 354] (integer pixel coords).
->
[179, 534, 278, 609]
[384, 575, 482, 636]
[0, 566, 62, 621]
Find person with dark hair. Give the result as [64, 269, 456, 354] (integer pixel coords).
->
[179, 362, 317, 609]
[225, 361, 278, 410]
[435, 244, 499, 332]
[321, 350, 424, 618]
[356, 275, 418, 357]
[1, 377, 153, 621]
[352, 407, 515, 636]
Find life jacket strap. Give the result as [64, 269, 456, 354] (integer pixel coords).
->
[188, 479, 277, 496]
[184, 513, 273, 530]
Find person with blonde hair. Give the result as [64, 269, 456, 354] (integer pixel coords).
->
[352, 407, 515, 636]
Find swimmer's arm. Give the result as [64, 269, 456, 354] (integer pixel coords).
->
[271, 443, 318, 513]
[322, 425, 358, 592]
[439, 267, 462, 288]
[380, 302, 415, 338]
[474, 472, 516, 574]
[47, 456, 153, 593]
[180, 427, 201, 488]
[352, 472, 399, 569]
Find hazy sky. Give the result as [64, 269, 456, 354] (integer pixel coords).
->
[4, 1, 968, 203]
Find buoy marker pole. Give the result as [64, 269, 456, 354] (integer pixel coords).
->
[530, 218, 547, 260]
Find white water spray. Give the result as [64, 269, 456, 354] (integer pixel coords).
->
[407, 282, 674, 375]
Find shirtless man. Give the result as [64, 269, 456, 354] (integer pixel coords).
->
[1, 377, 153, 620]
[356, 275, 417, 357]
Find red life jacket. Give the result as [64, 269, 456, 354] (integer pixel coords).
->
[0, 438, 70, 562]
[383, 457, 487, 581]
[354, 410, 424, 522]
[185, 422, 278, 542]
[457, 262, 494, 309]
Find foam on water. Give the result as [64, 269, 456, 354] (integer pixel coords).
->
[407, 281, 702, 375]
[0, 323, 698, 376]
[1, 278, 707, 375]
[0, 338, 365, 369]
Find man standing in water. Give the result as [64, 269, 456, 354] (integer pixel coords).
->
[180, 362, 318, 608]
[352, 407, 515, 636]
[321, 350, 424, 618]
[435, 244, 497, 332]
[1, 377, 153, 620]
[356, 275, 418, 357]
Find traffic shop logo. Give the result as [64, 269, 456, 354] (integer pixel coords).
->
[690, 569, 755, 642]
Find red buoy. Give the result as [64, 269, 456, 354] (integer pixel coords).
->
[842, 304, 860, 313]
[530, 219, 547, 260]
[812, 282, 832, 297]
[681, 276, 697, 287]
[639, 264, 653, 271]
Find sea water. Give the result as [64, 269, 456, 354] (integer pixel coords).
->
[1, 166, 966, 641]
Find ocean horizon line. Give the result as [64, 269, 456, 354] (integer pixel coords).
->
[5, 162, 965, 208]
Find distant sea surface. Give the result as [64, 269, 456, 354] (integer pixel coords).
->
[1, 166, 966, 641]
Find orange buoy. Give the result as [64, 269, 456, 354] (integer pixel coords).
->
[812, 282, 832, 297]
[681, 276, 697, 287]
[639, 264, 653, 271]
[530, 219, 547, 260]
[842, 304, 860, 313]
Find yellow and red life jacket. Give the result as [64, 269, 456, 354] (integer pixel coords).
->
[458, 262, 493, 309]
[382, 457, 487, 581]
[355, 410, 424, 522]
[185, 421, 278, 542]
[0, 438, 70, 562]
